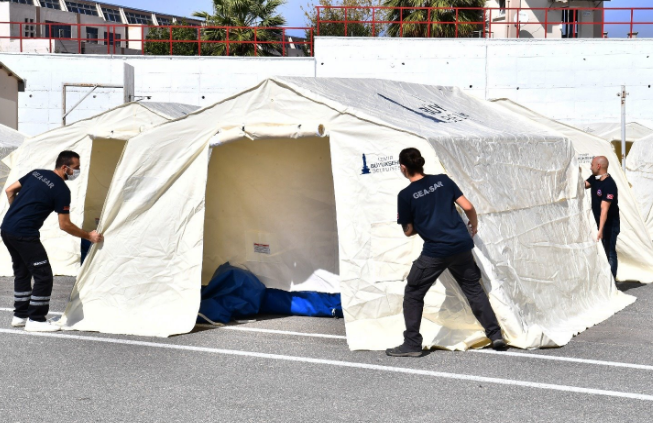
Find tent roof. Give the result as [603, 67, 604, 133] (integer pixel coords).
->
[580, 122, 653, 142]
[271, 77, 560, 142]
[138, 102, 200, 120]
[0, 123, 26, 148]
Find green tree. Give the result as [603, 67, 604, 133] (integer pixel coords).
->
[383, 0, 485, 38]
[144, 22, 201, 56]
[194, 0, 286, 56]
[302, 0, 384, 38]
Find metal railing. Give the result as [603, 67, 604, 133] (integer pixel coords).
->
[315, 6, 653, 39]
[0, 22, 313, 56]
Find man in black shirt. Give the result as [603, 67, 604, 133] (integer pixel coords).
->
[585, 156, 620, 278]
[386, 148, 506, 357]
[2, 151, 103, 332]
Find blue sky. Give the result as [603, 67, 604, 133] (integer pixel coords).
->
[115, 0, 651, 37]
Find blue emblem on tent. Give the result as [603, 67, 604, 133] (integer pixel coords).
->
[361, 154, 371, 175]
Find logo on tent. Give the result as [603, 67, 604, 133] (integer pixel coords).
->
[377, 94, 470, 124]
[361, 154, 400, 175]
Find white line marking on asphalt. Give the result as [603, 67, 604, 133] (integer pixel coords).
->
[2, 308, 653, 372]
[1, 328, 652, 402]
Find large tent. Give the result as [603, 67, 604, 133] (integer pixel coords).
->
[626, 133, 653, 239]
[0, 123, 27, 187]
[493, 99, 653, 283]
[0, 102, 199, 276]
[580, 122, 653, 162]
[60, 78, 634, 351]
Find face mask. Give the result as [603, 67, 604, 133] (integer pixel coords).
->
[66, 168, 80, 181]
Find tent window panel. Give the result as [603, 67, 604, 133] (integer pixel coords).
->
[82, 138, 126, 231]
[202, 137, 339, 292]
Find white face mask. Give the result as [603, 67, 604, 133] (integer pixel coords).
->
[66, 168, 80, 181]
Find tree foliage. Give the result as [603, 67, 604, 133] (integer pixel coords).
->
[194, 0, 287, 56]
[302, 0, 384, 38]
[383, 0, 485, 38]
[144, 23, 200, 56]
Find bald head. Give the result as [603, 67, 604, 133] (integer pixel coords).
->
[590, 155, 609, 176]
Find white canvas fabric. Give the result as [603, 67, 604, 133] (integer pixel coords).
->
[493, 99, 653, 283]
[60, 78, 634, 350]
[626, 133, 653, 239]
[0, 124, 26, 188]
[0, 102, 199, 277]
[581, 122, 653, 143]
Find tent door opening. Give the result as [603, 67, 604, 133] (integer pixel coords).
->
[82, 138, 126, 232]
[202, 136, 340, 295]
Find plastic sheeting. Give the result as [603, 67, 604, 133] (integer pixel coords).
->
[0, 102, 199, 276]
[60, 78, 634, 349]
[261, 289, 343, 318]
[493, 99, 653, 283]
[626, 133, 653, 240]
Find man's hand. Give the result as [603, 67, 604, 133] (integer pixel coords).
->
[402, 223, 417, 237]
[597, 230, 603, 242]
[468, 222, 478, 237]
[88, 230, 104, 244]
[5, 180, 21, 205]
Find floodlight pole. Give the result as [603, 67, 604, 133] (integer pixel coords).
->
[620, 85, 628, 170]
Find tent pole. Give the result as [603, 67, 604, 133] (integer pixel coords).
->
[621, 85, 627, 170]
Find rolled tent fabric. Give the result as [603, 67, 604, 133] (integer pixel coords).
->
[493, 99, 653, 283]
[626, 133, 653, 239]
[60, 78, 634, 349]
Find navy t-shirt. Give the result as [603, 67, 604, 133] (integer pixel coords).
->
[1, 169, 71, 238]
[397, 174, 474, 258]
[586, 175, 619, 227]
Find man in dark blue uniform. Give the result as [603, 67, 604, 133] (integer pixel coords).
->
[585, 156, 620, 278]
[2, 151, 103, 332]
[386, 148, 506, 357]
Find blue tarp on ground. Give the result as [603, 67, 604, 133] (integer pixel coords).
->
[261, 289, 343, 318]
[197, 263, 266, 324]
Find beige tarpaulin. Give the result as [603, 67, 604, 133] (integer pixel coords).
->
[60, 78, 633, 351]
[494, 99, 653, 283]
[626, 133, 653, 240]
[0, 123, 26, 187]
[0, 102, 199, 276]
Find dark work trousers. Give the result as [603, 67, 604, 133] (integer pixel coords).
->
[1, 231, 54, 322]
[403, 250, 503, 350]
[601, 221, 620, 279]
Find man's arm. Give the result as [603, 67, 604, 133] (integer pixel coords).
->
[58, 213, 103, 243]
[596, 201, 611, 241]
[585, 180, 591, 189]
[401, 223, 417, 237]
[5, 181, 21, 205]
[455, 195, 478, 237]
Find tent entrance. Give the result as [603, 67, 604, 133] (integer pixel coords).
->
[202, 136, 340, 294]
[82, 138, 126, 232]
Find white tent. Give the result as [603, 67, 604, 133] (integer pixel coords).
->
[493, 99, 653, 283]
[581, 122, 653, 144]
[626, 133, 653, 239]
[0, 123, 27, 187]
[0, 102, 199, 276]
[60, 78, 634, 351]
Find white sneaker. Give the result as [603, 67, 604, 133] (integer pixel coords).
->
[11, 316, 27, 327]
[25, 318, 61, 332]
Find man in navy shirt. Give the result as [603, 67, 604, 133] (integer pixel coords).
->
[386, 148, 506, 357]
[2, 151, 103, 332]
[585, 156, 620, 278]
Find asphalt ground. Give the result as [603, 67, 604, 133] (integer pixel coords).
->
[1, 277, 653, 422]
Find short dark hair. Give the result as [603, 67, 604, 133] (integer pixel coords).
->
[55, 150, 80, 169]
[399, 148, 425, 176]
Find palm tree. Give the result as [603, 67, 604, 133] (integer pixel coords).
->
[383, 0, 485, 38]
[193, 0, 286, 56]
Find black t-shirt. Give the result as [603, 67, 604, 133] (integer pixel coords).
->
[397, 174, 474, 258]
[1, 169, 71, 237]
[586, 174, 619, 227]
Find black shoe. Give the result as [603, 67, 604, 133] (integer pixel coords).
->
[491, 339, 508, 351]
[385, 345, 423, 357]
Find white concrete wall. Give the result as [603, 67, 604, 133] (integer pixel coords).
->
[0, 53, 315, 135]
[314, 37, 653, 127]
[1, 37, 652, 136]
